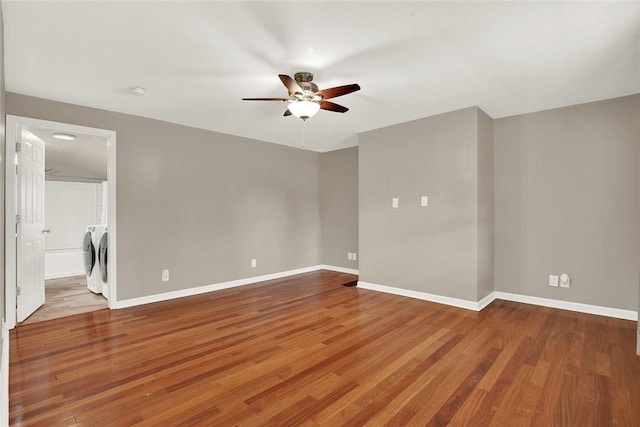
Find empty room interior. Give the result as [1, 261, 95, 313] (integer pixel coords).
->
[0, 1, 639, 426]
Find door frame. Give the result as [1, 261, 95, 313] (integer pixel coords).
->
[5, 115, 117, 329]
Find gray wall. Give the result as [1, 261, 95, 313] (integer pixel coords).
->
[477, 109, 494, 300]
[6, 93, 322, 301]
[494, 94, 640, 311]
[319, 147, 359, 269]
[359, 107, 492, 302]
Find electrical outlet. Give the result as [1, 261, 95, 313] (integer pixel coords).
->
[162, 269, 169, 282]
[251, 258, 257, 268]
[392, 198, 399, 208]
[421, 196, 429, 206]
[347, 252, 353, 260]
[352, 253, 357, 261]
[560, 273, 571, 288]
[548, 274, 559, 287]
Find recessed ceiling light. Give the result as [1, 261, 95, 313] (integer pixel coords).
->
[53, 133, 76, 141]
[130, 86, 147, 96]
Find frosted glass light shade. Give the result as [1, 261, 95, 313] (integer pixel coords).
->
[53, 133, 76, 141]
[288, 100, 320, 120]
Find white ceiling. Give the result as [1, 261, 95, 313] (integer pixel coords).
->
[28, 127, 107, 183]
[3, 1, 639, 152]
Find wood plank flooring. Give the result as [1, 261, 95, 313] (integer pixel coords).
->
[9, 270, 640, 426]
[21, 276, 108, 325]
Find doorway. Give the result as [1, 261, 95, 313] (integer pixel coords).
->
[5, 116, 117, 329]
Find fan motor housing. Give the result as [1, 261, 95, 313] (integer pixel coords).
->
[294, 72, 313, 82]
[294, 72, 318, 93]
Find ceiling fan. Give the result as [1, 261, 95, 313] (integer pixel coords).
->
[242, 72, 361, 121]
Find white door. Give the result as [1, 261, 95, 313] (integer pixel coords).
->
[16, 129, 46, 322]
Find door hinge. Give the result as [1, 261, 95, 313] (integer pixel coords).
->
[15, 141, 22, 153]
[15, 214, 21, 224]
[17, 286, 21, 296]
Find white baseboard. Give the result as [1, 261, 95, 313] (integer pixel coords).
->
[357, 281, 484, 311]
[355, 281, 638, 321]
[477, 292, 495, 311]
[1, 319, 9, 427]
[320, 265, 359, 275]
[493, 291, 638, 321]
[45, 249, 85, 280]
[45, 270, 85, 280]
[115, 265, 357, 309]
[112, 265, 637, 321]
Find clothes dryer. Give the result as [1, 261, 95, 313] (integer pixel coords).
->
[98, 230, 108, 298]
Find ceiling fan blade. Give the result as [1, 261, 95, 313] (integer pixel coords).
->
[279, 74, 304, 95]
[320, 100, 349, 113]
[242, 97, 289, 101]
[283, 109, 292, 117]
[316, 84, 361, 100]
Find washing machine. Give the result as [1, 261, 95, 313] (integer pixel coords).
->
[84, 225, 106, 294]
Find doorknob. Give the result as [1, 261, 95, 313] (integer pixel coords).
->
[42, 229, 51, 234]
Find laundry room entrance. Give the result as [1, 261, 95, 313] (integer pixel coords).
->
[5, 116, 117, 328]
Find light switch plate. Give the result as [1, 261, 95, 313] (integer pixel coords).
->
[421, 196, 429, 206]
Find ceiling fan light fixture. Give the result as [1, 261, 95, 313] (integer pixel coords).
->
[243, 72, 360, 120]
[53, 133, 76, 141]
[288, 100, 320, 120]
[129, 86, 147, 96]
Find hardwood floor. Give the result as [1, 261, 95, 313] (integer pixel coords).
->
[21, 276, 108, 325]
[9, 270, 640, 426]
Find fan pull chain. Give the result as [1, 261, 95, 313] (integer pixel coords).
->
[302, 120, 306, 149]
